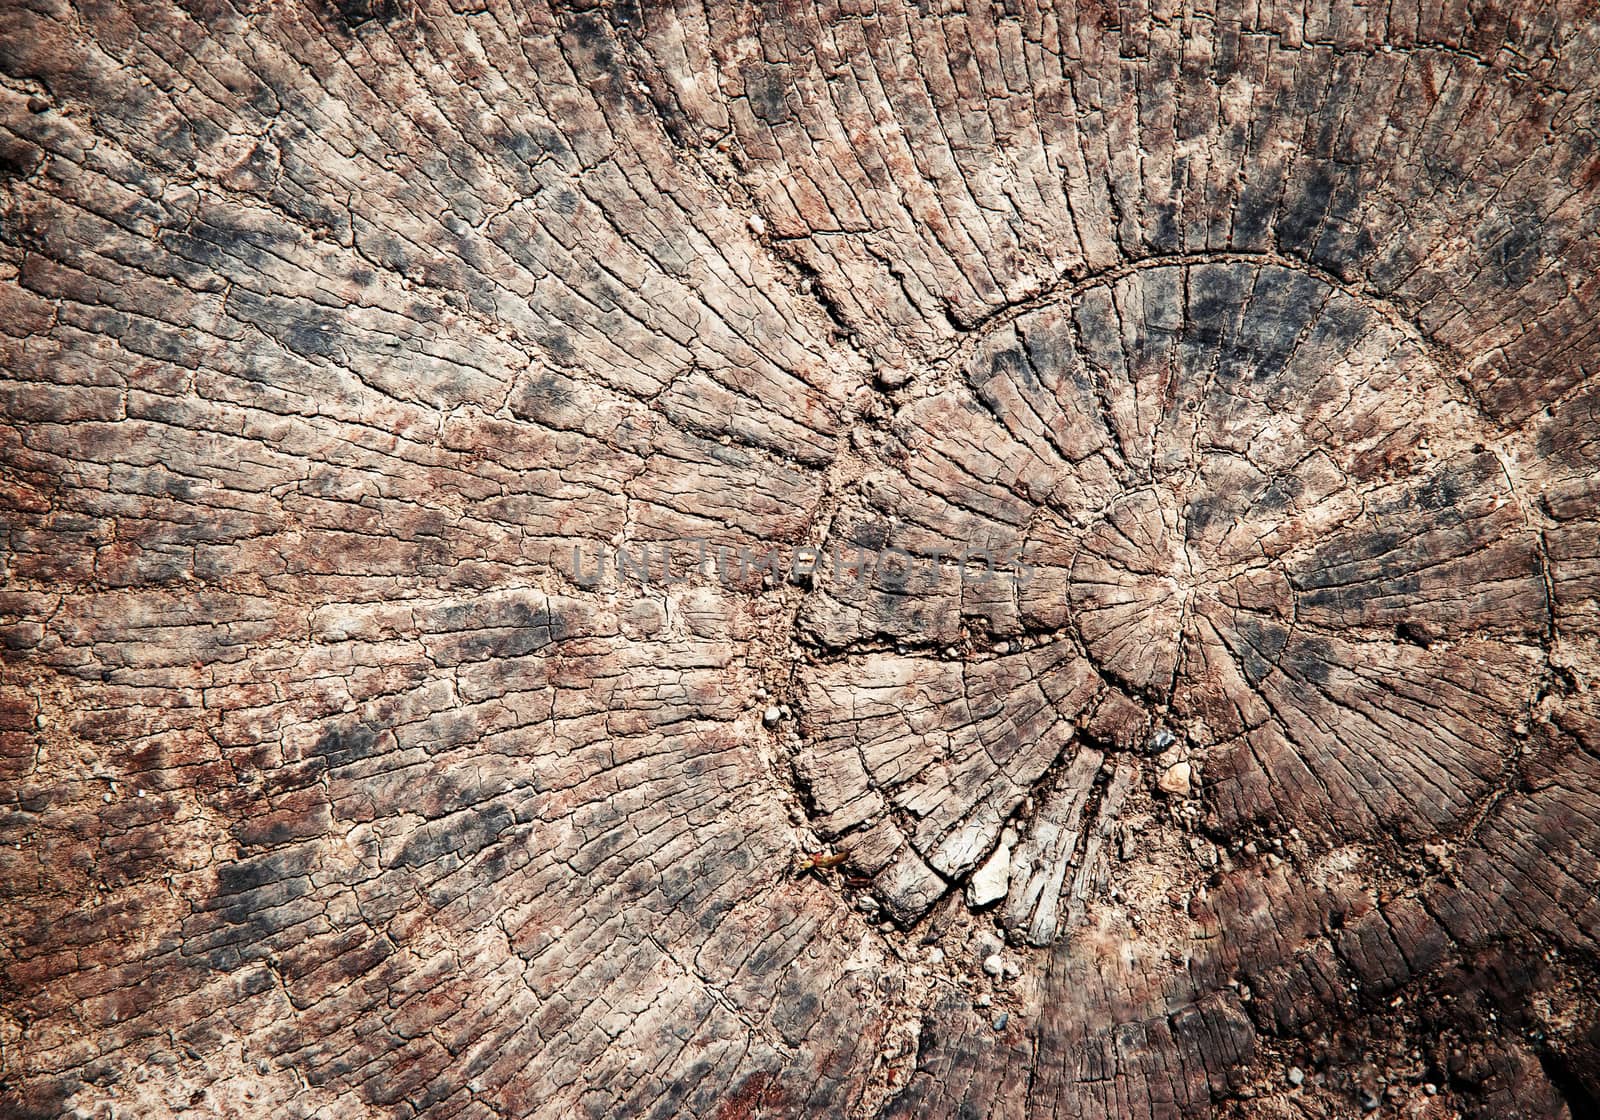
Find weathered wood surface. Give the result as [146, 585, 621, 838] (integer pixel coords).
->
[2, 1, 1599, 1117]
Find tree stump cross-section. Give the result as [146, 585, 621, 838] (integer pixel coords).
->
[2, 2, 1600, 1119]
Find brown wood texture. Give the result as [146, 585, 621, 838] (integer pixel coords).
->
[3, 1, 1600, 1117]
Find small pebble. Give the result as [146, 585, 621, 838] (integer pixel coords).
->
[927, 947, 945, 964]
[874, 365, 912, 390]
[975, 993, 992, 1007]
[762, 706, 781, 727]
[1287, 1066, 1305, 1087]
[1002, 961, 1020, 979]
[982, 953, 1004, 977]
[992, 1013, 1009, 1031]
[1148, 728, 1175, 752]
[1158, 761, 1193, 797]
[1423, 1084, 1437, 1096]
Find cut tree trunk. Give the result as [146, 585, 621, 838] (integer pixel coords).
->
[3, 1, 1600, 1118]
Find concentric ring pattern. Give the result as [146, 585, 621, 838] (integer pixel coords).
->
[795, 260, 1550, 937]
[1, 2, 1599, 1118]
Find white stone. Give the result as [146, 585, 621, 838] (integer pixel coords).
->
[1158, 761, 1193, 797]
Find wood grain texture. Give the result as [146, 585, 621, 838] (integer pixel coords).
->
[2, 1, 1599, 1117]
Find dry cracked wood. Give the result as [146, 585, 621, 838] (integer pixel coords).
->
[2, 1, 1600, 1118]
